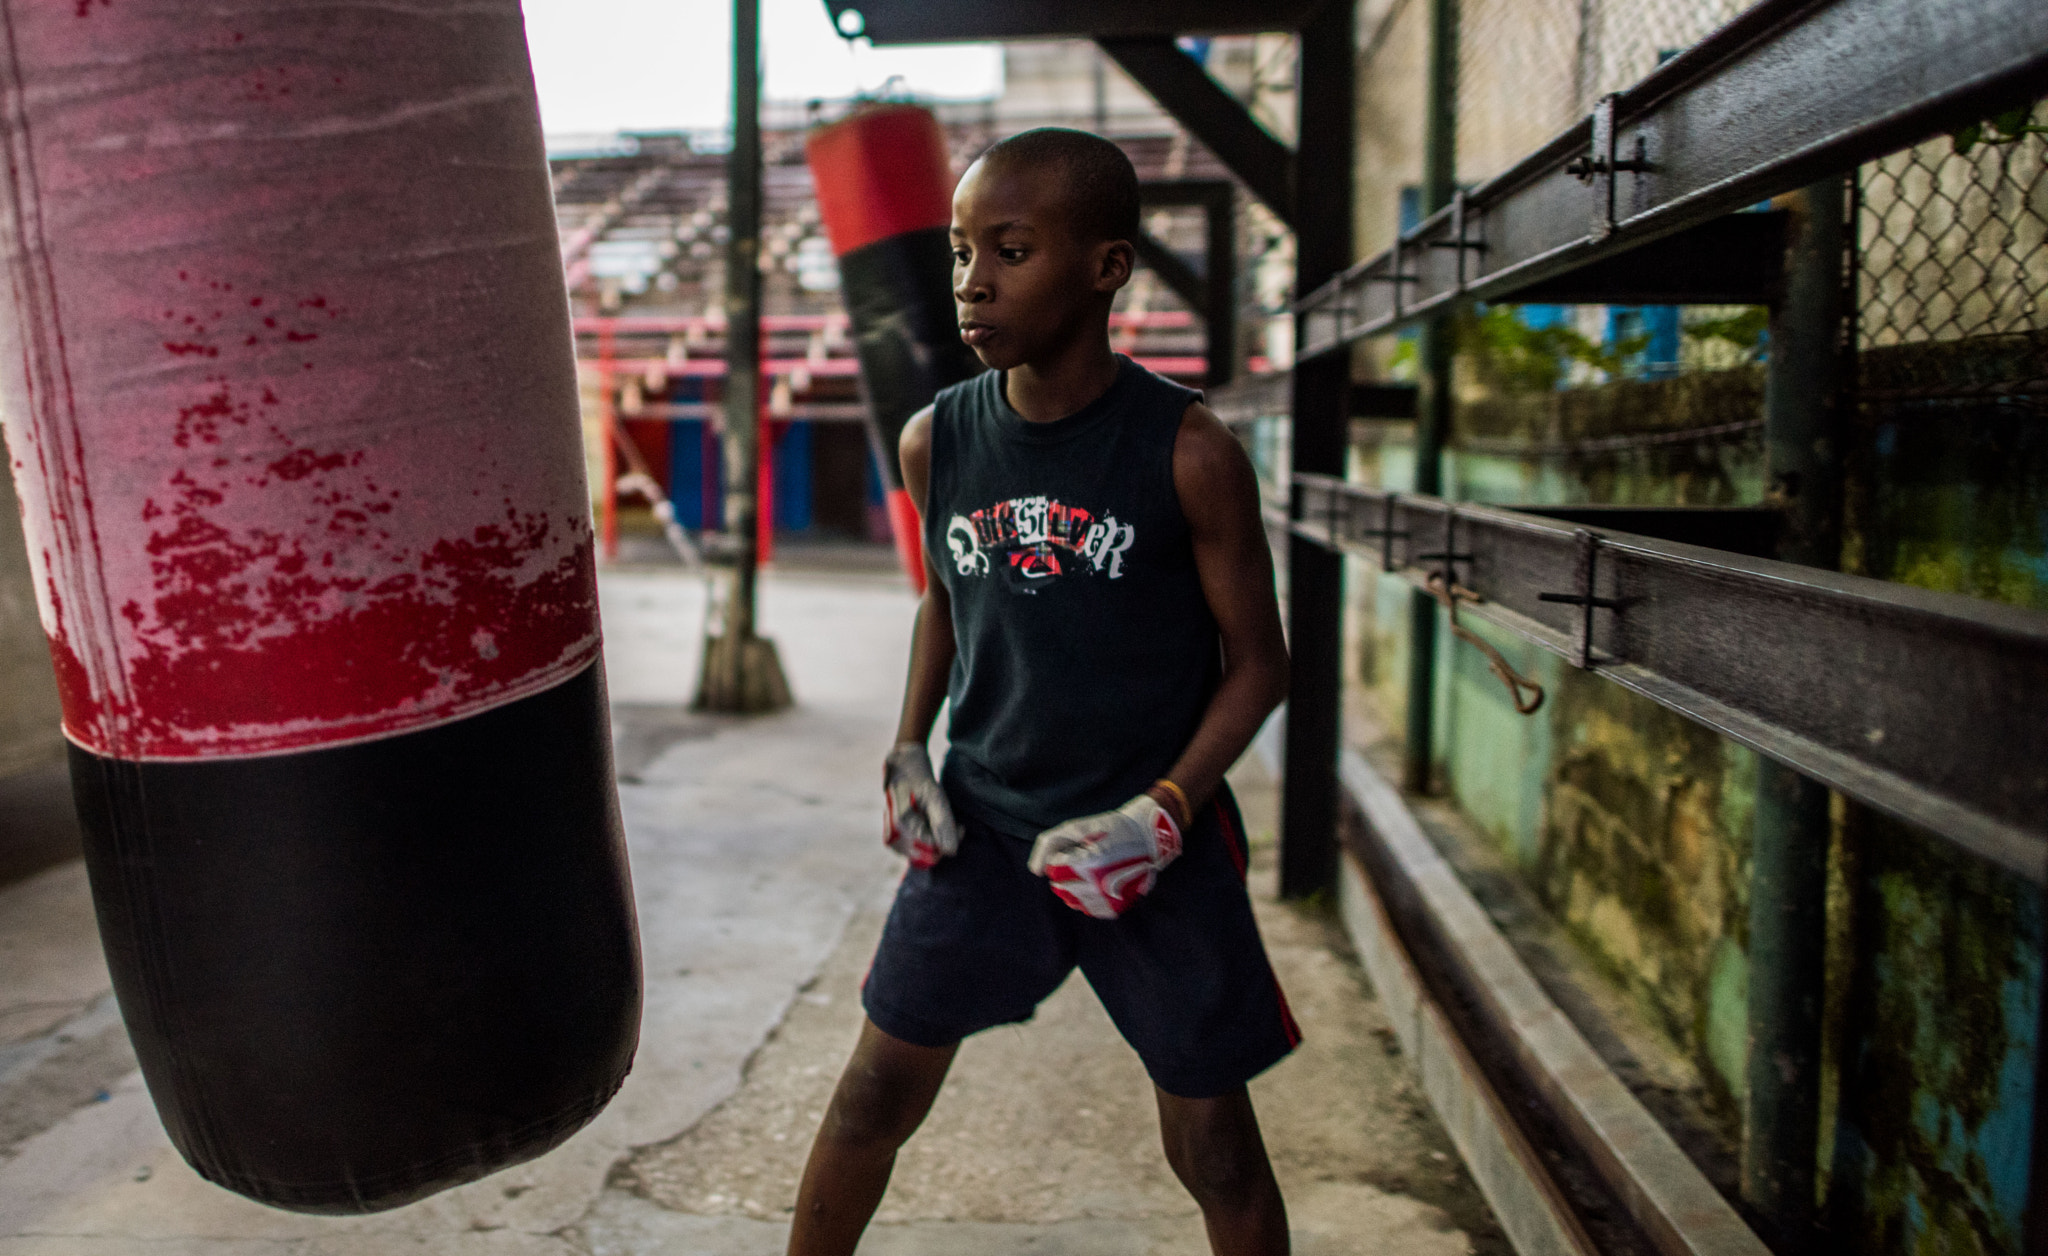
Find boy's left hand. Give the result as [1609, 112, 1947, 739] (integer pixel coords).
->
[1028, 795, 1183, 919]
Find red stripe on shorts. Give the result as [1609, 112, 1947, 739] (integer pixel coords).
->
[1214, 799, 1302, 1046]
[1216, 800, 1249, 880]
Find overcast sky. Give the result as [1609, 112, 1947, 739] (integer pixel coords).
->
[521, 0, 1004, 135]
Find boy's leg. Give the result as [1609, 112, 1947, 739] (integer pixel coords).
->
[1156, 1085, 1289, 1256]
[787, 1018, 958, 1256]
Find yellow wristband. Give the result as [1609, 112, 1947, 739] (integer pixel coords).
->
[1152, 778, 1192, 830]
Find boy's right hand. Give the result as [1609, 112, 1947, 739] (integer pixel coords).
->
[884, 743, 960, 868]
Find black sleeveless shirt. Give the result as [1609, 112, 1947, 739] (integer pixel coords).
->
[927, 356, 1218, 839]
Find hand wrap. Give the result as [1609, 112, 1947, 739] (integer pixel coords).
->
[884, 743, 960, 868]
[1027, 794, 1183, 919]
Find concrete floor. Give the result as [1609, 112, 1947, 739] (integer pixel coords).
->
[0, 565, 1504, 1255]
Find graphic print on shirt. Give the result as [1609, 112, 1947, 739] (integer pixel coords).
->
[945, 494, 1136, 584]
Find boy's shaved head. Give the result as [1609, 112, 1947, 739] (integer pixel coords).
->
[977, 128, 1139, 245]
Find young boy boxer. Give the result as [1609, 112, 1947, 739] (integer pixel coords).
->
[788, 127, 1298, 1256]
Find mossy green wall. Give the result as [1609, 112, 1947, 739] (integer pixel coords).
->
[1824, 392, 2046, 1253]
[1343, 356, 2044, 1251]
[1350, 366, 1770, 1108]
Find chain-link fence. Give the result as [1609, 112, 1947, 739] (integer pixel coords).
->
[1455, 0, 1767, 184]
[1844, 111, 2046, 609]
[1341, 0, 2045, 507]
[1858, 128, 2048, 400]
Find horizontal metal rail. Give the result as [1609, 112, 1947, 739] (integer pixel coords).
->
[1293, 0, 2048, 355]
[1290, 473, 2048, 883]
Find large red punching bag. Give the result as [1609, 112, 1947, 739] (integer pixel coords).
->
[0, 0, 639, 1213]
[806, 104, 982, 590]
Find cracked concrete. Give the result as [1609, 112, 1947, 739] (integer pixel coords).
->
[604, 754, 1503, 1256]
[0, 565, 1505, 1255]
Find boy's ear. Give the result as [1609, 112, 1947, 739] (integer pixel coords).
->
[1093, 239, 1135, 294]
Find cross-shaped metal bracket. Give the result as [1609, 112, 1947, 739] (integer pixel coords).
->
[1320, 480, 1347, 547]
[1374, 235, 1424, 320]
[1425, 189, 1488, 292]
[1354, 494, 1409, 572]
[1566, 95, 1656, 239]
[1411, 507, 1473, 590]
[1537, 529, 1628, 668]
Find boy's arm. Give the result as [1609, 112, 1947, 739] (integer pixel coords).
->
[1149, 401, 1290, 821]
[894, 406, 956, 746]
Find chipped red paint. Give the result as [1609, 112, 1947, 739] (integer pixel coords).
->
[0, 0, 597, 760]
[43, 588, 102, 732]
[115, 515, 598, 756]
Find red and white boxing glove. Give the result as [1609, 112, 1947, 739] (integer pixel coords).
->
[884, 743, 960, 869]
[1027, 794, 1183, 920]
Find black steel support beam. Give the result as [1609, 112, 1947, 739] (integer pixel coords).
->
[1295, 0, 2048, 355]
[1098, 37, 1297, 227]
[1501, 211, 1786, 306]
[823, 0, 1327, 43]
[1517, 506, 1782, 560]
[1139, 180, 1239, 387]
[1287, 474, 2048, 886]
[1132, 230, 1207, 319]
[1277, 0, 1351, 900]
[1354, 383, 1419, 419]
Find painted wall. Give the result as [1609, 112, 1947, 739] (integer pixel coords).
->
[1821, 379, 2047, 1253]
[1349, 371, 1767, 1114]
[1343, 324, 2046, 1253]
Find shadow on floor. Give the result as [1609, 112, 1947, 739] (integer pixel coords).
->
[0, 762, 80, 889]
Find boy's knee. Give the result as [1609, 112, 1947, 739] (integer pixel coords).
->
[821, 1069, 921, 1151]
[1159, 1092, 1278, 1212]
[818, 1027, 953, 1153]
[1166, 1136, 1273, 1210]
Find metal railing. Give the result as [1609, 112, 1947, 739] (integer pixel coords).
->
[1294, 0, 2048, 354]
[1279, 471, 2048, 884]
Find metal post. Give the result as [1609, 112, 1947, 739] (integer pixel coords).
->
[1403, 323, 1449, 792]
[1764, 177, 1848, 571]
[1204, 187, 1237, 388]
[1402, 0, 1457, 795]
[1278, 0, 1354, 899]
[697, 0, 789, 712]
[2028, 937, 2048, 1255]
[723, 0, 761, 641]
[1741, 176, 1847, 1246]
[599, 323, 620, 562]
[1744, 762, 1829, 1244]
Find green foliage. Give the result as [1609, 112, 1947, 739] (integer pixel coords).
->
[1463, 305, 1647, 394]
[1386, 333, 1419, 381]
[1952, 103, 2048, 156]
[1683, 307, 1770, 363]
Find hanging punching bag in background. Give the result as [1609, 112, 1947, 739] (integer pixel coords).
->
[0, 0, 640, 1214]
[806, 104, 983, 591]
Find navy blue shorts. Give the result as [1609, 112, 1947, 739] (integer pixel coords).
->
[861, 786, 1301, 1098]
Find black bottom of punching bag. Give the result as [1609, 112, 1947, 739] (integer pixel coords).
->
[837, 225, 984, 454]
[70, 664, 641, 1214]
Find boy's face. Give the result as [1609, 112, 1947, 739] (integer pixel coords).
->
[950, 157, 1132, 372]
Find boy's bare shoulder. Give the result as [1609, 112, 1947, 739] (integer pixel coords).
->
[899, 404, 938, 504]
[1170, 401, 1255, 500]
[899, 404, 937, 467]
